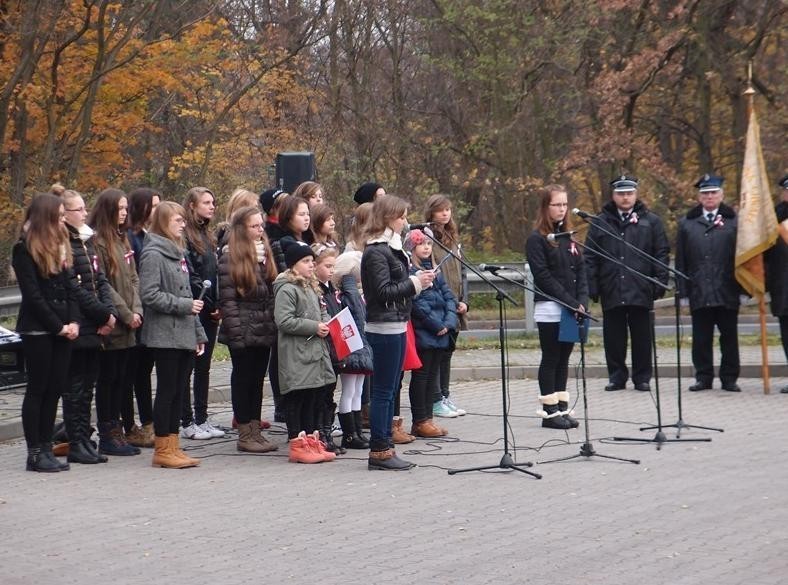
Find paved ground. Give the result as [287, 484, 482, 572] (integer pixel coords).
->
[1, 345, 787, 584]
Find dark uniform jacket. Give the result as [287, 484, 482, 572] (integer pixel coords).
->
[765, 201, 788, 317]
[527, 226, 589, 311]
[675, 203, 741, 311]
[585, 200, 669, 311]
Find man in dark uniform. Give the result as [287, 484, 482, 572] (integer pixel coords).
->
[586, 175, 670, 392]
[765, 174, 788, 394]
[675, 174, 742, 392]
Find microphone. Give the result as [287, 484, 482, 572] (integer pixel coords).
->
[546, 230, 577, 243]
[407, 222, 436, 231]
[572, 208, 593, 219]
[478, 263, 505, 272]
[197, 279, 212, 300]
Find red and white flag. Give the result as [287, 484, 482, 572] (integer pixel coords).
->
[327, 306, 363, 361]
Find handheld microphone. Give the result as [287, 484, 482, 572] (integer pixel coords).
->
[197, 279, 212, 300]
[572, 208, 592, 219]
[478, 263, 505, 272]
[406, 222, 436, 231]
[546, 230, 577, 243]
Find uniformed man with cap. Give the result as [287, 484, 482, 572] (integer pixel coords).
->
[675, 174, 743, 392]
[585, 175, 670, 392]
[765, 174, 788, 393]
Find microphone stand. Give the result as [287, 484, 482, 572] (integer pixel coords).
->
[575, 214, 715, 448]
[493, 265, 637, 465]
[424, 233, 541, 478]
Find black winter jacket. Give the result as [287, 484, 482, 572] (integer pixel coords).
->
[675, 203, 742, 311]
[526, 227, 588, 311]
[585, 200, 670, 310]
[12, 240, 79, 335]
[67, 225, 116, 349]
[185, 226, 218, 313]
[765, 201, 788, 317]
[361, 239, 416, 324]
[217, 246, 277, 349]
[336, 274, 373, 373]
[409, 258, 459, 350]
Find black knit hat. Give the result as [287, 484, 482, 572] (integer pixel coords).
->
[260, 188, 286, 214]
[353, 182, 382, 205]
[284, 240, 315, 268]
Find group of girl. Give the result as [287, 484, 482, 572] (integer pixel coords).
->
[14, 176, 473, 472]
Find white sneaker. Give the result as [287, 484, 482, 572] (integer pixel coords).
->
[199, 421, 225, 438]
[433, 399, 459, 418]
[444, 397, 466, 416]
[181, 423, 212, 440]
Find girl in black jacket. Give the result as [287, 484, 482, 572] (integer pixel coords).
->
[218, 206, 278, 453]
[360, 196, 434, 470]
[525, 185, 588, 430]
[13, 194, 81, 472]
[54, 184, 117, 464]
[181, 187, 224, 440]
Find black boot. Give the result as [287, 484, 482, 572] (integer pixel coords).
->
[339, 412, 368, 449]
[40, 442, 70, 471]
[557, 400, 580, 429]
[352, 410, 369, 442]
[52, 420, 68, 444]
[64, 381, 105, 464]
[25, 445, 62, 472]
[322, 402, 345, 455]
[77, 388, 107, 463]
[541, 404, 572, 430]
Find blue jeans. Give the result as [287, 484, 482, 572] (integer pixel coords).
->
[367, 332, 406, 451]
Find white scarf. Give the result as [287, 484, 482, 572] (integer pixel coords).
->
[255, 240, 267, 264]
[77, 224, 94, 242]
[367, 227, 403, 251]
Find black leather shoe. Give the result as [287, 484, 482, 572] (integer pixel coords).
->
[688, 381, 711, 392]
[634, 383, 651, 392]
[722, 383, 741, 392]
[604, 383, 625, 392]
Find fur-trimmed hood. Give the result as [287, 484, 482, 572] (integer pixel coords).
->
[272, 268, 321, 295]
[686, 202, 736, 220]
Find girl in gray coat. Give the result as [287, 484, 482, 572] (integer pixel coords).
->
[139, 202, 207, 469]
[273, 241, 336, 464]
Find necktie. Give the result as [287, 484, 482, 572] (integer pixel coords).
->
[707, 212, 714, 222]
[621, 212, 629, 222]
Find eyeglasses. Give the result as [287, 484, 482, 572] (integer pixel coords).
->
[548, 203, 568, 208]
[247, 223, 264, 230]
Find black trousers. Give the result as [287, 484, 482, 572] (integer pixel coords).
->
[283, 387, 319, 439]
[182, 314, 217, 426]
[602, 305, 652, 385]
[780, 315, 788, 363]
[409, 347, 442, 421]
[230, 345, 271, 424]
[691, 306, 740, 385]
[123, 344, 154, 428]
[536, 322, 574, 395]
[96, 348, 131, 423]
[153, 348, 194, 437]
[436, 330, 459, 401]
[21, 335, 72, 448]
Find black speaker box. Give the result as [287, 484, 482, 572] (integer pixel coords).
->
[275, 152, 316, 193]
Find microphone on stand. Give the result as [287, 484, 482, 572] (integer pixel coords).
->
[478, 263, 506, 272]
[406, 222, 437, 231]
[546, 230, 577, 243]
[197, 279, 212, 300]
[572, 208, 594, 219]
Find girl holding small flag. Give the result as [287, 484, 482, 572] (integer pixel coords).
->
[405, 229, 458, 438]
[273, 241, 337, 464]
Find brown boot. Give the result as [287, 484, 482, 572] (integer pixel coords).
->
[52, 442, 70, 457]
[152, 436, 193, 468]
[141, 422, 155, 446]
[392, 416, 415, 444]
[126, 424, 154, 448]
[168, 434, 200, 466]
[411, 419, 445, 438]
[237, 422, 276, 453]
[428, 418, 449, 436]
[250, 420, 278, 453]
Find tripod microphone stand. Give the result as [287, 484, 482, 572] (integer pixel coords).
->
[639, 293, 723, 438]
[420, 233, 541, 478]
[540, 318, 640, 465]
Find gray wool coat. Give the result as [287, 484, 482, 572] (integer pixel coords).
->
[273, 270, 336, 394]
[139, 232, 207, 350]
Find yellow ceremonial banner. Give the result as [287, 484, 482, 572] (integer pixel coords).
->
[735, 108, 779, 297]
